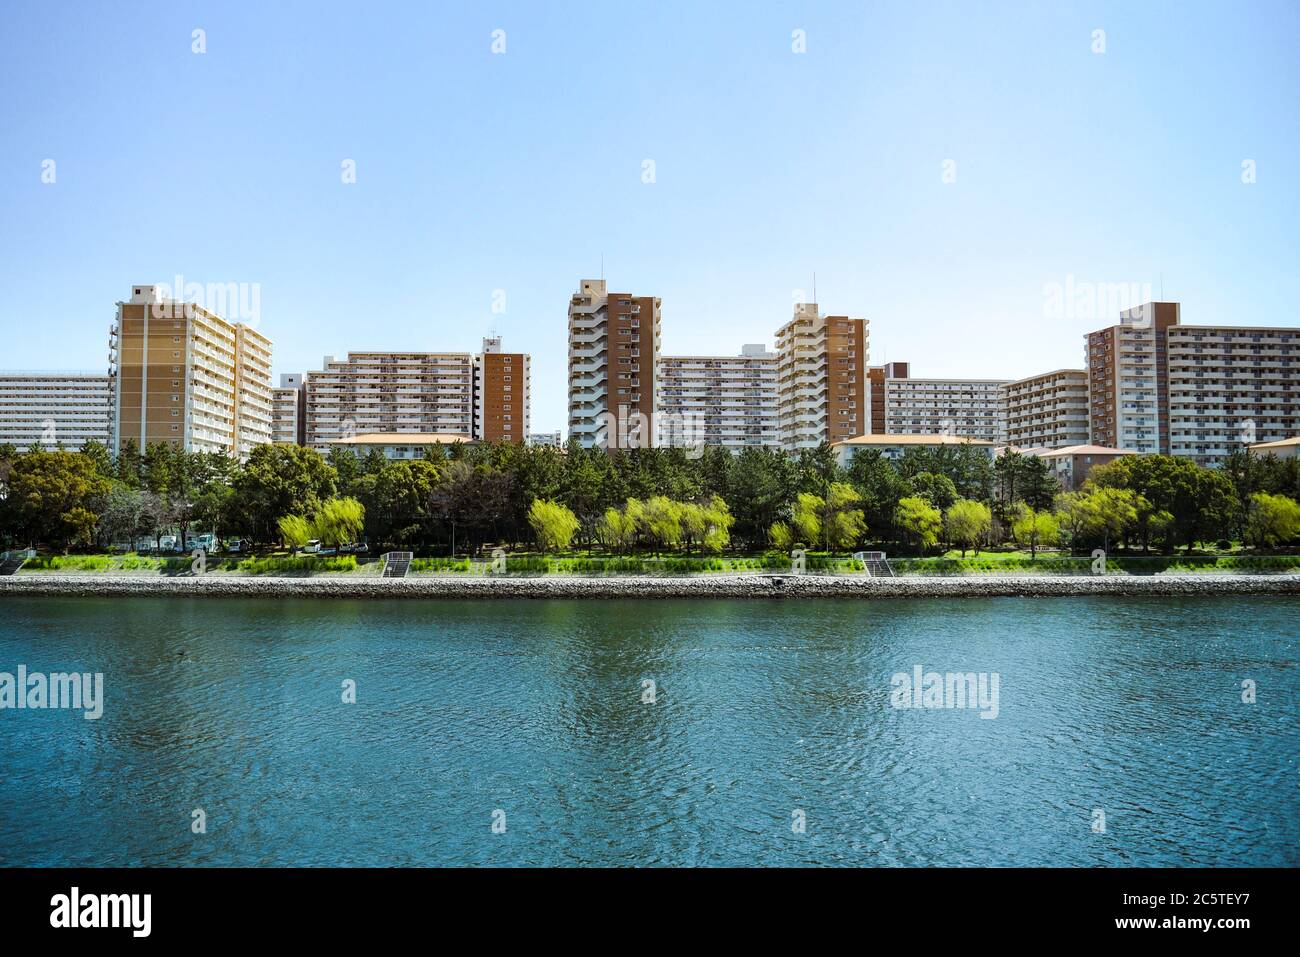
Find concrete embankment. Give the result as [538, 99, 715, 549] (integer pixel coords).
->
[2, 573, 1300, 599]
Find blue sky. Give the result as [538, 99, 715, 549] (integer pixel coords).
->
[2, 0, 1297, 433]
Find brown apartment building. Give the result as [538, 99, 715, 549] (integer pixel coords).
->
[774, 304, 868, 448]
[475, 337, 530, 443]
[109, 284, 273, 457]
[567, 279, 662, 449]
[1085, 301, 1298, 464]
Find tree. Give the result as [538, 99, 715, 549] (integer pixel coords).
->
[278, 514, 313, 552]
[639, 496, 684, 551]
[1086, 486, 1138, 552]
[768, 521, 797, 552]
[907, 472, 958, 511]
[311, 497, 365, 548]
[231, 445, 337, 545]
[1244, 492, 1300, 549]
[895, 497, 941, 554]
[6, 451, 111, 551]
[944, 499, 992, 557]
[1011, 506, 1060, 559]
[528, 499, 579, 552]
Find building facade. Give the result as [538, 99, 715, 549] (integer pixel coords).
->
[109, 284, 273, 457]
[1085, 302, 1298, 465]
[1085, 302, 1179, 455]
[271, 373, 307, 445]
[1166, 324, 1299, 464]
[0, 372, 112, 451]
[658, 344, 780, 450]
[1000, 369, 1089, 449]
[567, 279, 662, 449]
[831, 433, 995, 468]
[883, 377, 1007, 443]
[774, 304, 868, 449]
[1033, 444, 1136, 491]
[304, 339, 528, 452]
[474, 337, 530, 444]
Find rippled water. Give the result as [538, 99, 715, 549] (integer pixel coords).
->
[0, 595, 1296, 866]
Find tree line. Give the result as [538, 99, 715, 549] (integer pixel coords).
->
[0, 438, 1296, 556]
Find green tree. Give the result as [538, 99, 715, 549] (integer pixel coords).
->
[278, 514, 313, 552]
[1011, 505, 1060, 559]
[231, 445, 338, 545]
[944, 499, 992, 557]
[7, 451, 111, 551]
[1244, 492, 1300, 549]
[895, 496, 942, 554]
[527, 498, 580, 552]
[311, 497, 366, 548]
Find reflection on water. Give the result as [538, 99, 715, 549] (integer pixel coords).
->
[0, 595, 1296, 866]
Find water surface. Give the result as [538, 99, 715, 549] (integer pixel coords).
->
[1, 596, 1296, 866]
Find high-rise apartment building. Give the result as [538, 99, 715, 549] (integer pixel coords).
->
[1085, 302, 1298, 465]
[1085, 302, 1179, 454]
[304, 339, 529, 452]
[109, 285, 273, 457]
[866, 361, 910, 435]
[271, 373, 307, 445]
[658, 344, 780, 449]
[567, 279, 662, 449]
[1166, 324, 1299, 464]
[0, 372, 112, 451]
[883, 377, 1008, 443]
[475, 337, 530, 444]
[1000, 369, 1090, 449]
[774, 304, 868, 449]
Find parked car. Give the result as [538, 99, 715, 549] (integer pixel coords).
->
[317, 546, 338, 557]
[302, 540, 321, 554]
[226, 539, 243, 554]
[353, 542, 369, 554]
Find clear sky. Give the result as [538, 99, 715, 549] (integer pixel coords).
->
[2, 0, 1297, 433]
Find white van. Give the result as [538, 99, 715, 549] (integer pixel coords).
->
[302, 540, 322, 554]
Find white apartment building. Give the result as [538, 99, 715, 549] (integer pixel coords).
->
[305, 352, 476, 452]
[774, 304, 868, 449]
[884, 377, 1008, 443]
[1000, 369, 1089, 449]
[0, 372, 112, 451]
[271, 373, 306, 445]
[528, 431, 564, 448]
[567, 279, 662, 449]
[658, 344, 780, 450]
[304, 340, 529, 452]
[1166, 324, 1299, 465]
[109, 284, 273, 457]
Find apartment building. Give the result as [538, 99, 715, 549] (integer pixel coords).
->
[474, 337, 530, 444]
[831, 433, 995, 468]
[883, 377, 1008, 443]
[1166, 324, 1299, 464]
[866, 362, 910, 434]
[774, 304, 868, 449]
[658, 344, 780, 450]
[109, 284, 273, 457]
[528, 430, 564, 448]
[1000, 369, 1089, 449]
[0, 372, 112, 451]
[1085, 302, 1299, 465]
[304, 339, 528, 452]
[1033, 444, 1135, 491]
[567, 279, 662, 449]
[1085, 302, 1179, 454]
[271, 373, 307, 445]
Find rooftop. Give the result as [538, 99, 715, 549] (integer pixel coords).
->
[832, 433, 995, 447]
[328, 432, 478, 446]
[1036, 444, 1136, 457]
[1249, 436, 1300, 450]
